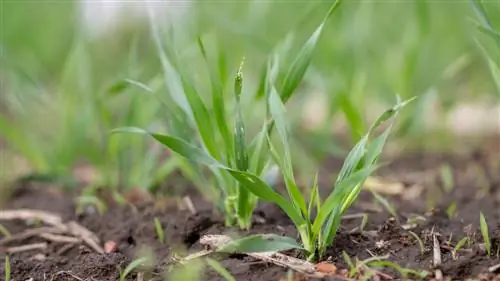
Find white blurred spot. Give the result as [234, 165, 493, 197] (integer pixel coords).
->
[78, 0, 191, 38]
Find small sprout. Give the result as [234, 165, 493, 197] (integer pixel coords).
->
[166, 258, 204, 281]
[119, 256, 150, 281]
[75, 195, 107, 216]
[408, 231, 425, 256]
[368, 260, 429, 279]
[342, 251, 356, 277]
[205, 258, 236, 281]
[446, 202, 457, 219]
[372, 191, 398, 222]
[439, 164, 454, 192]
[359, 214, 369, 233]
[453, 237, 470, 260]
[5, 255, 10, 281]
[0, 224, 12, 238]
[479, 212, 491, 255]
[154, 217, 165, 244]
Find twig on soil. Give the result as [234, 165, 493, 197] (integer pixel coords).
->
[0, 227, 64, 245]
[488, 263, 500, 273]
[200, 234, 328, 279]
[433, 234, 443, 281]
[174, 249, 214, 265]
[56, 243, 76, 255]
[66, 221, 104, 253]
[183, 196, 197, 215]
[50, 271, 84, 281]
[39, 233, 81, 244]
[5, 242, 47, 253]
[0, 209, 64, 227]
[0, 209, 104, 253]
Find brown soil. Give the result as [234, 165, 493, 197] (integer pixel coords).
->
[0, 140, 499, 281]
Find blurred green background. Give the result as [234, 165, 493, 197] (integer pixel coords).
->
[1, 0, 499, 193]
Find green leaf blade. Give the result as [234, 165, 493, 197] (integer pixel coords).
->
[216, 234, 303, 253]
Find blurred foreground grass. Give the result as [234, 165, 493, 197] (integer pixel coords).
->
[0, 0, 499, 193]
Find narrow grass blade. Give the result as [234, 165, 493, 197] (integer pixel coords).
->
[313, 164, 380, 235]
[371, 191, 398, 220]
[205, 258, 236, 281]
[226, 170, 305, 227]
[120, 257, 149, 281]
[4, 255, 10, 281]
[280, 0, 341, 103]
[106, 78, 154, 96]
[197, 37, 233, 161]
[111, 128, 221, 167]
[307, 173, 320, 222]
[335, 135, 369, 183]
[479, 212, 491, 255]
[154, 217, 165, 244]
[215, 234, 303, 253]
[148, 9, 218, 159]
[368, 96, 417, 135]
[338, 92, 365, 141]
[475, 39, 500, 96]
[249, 123, 269, 175]
[268, 85, 307, 215]
[470, 0, 493, 28]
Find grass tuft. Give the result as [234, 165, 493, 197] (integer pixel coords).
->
[479, 212, 491, 255]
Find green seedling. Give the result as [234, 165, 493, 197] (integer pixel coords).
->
[4, 255, 10, 281]
[452, 237, 470, 260]
[439, 164, 454, 192]
[0, 224, 12, 238]
[115, 95, 414, 261]
[408, 231, 425, 256]
[479, 212, 491, 255]
[165, 259, 204, 281]
[446, 202, 457, 219]
[359, 214, 369, 233]
[154, 217, 165, 244]
[342, 251, 356, 277]
[371, 190, 398, 222]
[75, 195, 107, 216]
[205, 258, 236, 281]
[119, 256, 150, 281]
[368, 260, 429, 279]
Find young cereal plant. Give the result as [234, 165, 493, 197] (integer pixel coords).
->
[154, 217, 165, 244]
[452, 237, 470, 260]
[479, 212, 491, 256]
[114, 0, 343, 230]
[115, 0, 413, 261]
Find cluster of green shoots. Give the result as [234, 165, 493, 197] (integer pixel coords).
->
[114, 0, 414, 261]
